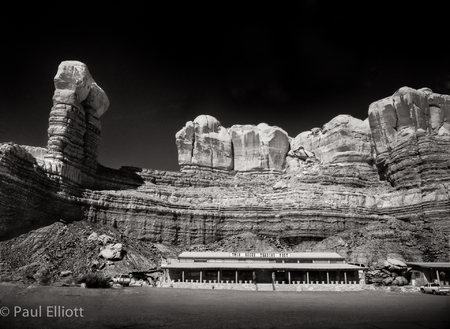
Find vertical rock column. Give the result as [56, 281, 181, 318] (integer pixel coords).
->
[45, 61, 109, 187]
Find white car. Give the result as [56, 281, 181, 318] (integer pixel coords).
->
[420, 283, 449, 295]
[112, 274, 131, 286]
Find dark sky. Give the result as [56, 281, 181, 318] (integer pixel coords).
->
[2, 3, 450, 171]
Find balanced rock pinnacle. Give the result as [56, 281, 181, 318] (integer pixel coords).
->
[53, 60, 109, 117]
[46, 60, 109, 186]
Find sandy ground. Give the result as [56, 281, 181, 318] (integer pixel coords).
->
[0, 283, 449, 328]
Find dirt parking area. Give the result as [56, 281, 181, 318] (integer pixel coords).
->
[1, 283, 449, 328]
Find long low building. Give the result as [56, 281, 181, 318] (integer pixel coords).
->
[406, 262, 450, 286]
[162, 252, 366, 285]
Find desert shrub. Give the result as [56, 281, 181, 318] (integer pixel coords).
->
[38, 268, 53, 285]
[77, 272, 111, 288]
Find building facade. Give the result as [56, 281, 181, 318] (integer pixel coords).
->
[162, 252, 365, 285]
[406, 262, 450, 286]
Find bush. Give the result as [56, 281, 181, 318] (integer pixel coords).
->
[38, 269, 53, 285]
[31, 267, 52, 285]
[77, 272, 111, 288]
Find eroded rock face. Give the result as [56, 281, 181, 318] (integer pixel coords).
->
[1, 60, 449, 275]
[176, 115, 233, 171]
[46, 60, 109, 186]
[176, 118, 290, 172]
[289, 115, 374, 165]
[53, 61, 109, 117]
[369, 86, 450, 188]
[175, 121, 194, 165]
[229, 123, 289, 172]
[176, 114, 373, 173]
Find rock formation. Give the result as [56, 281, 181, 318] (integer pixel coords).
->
[289, 115, 374, 165]
[46, 60, 109, 188]
[99, 243, 124, 261]
[369, 87, 450, 189]
[1, 61, 449, 285]
[229, 123, 290, 172]
[176, 115, 233, 171]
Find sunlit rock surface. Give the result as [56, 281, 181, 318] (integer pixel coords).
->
[229, 123, 289, 172]
[176, 115, 233, 171]
[46, 60, 110, 188]
[0, 60, 449, 282]
[369, 87, 450, 189]
[289, 115, 374, 165]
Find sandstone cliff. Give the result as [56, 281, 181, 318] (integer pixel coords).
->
[229, 123, 289, 172]
[176, 115, 233, 171]
[369, 87, 450, 189]
[1, 62, 449, 284]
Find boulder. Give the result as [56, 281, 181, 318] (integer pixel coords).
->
[98, 234, 114, 246]
[53, 60, 109, 117]
[288, 146, 315, 160]
[383, 276, 394, 285]
[383, 258, 407, 273]
[99, 243, 124, 261]
[273, 180, 289, 190]
[396, 276, 409, 286]
[60, 270, 72, 277]
[87, 232, 98, 242]
[54, 61, 93, 102]
[87, 233, 113, 245]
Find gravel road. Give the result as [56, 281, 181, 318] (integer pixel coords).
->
[1, 283, 449, 328]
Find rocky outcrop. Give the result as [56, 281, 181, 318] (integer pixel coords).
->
[46, 60, 109, 188]
[366, 258, 410, 286]
[176, 114, 373, 173]
[1, 60, 449, 284]
[369, 87, 450, 189]
[176, 115, 233, 171]
[229, 123, 290, 172]
[289, 115, 374, 165]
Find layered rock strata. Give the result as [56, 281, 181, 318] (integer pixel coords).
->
[46, 60, 109, 188]
[0, 60, 449, 269]
[369, 87, 450, 189]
